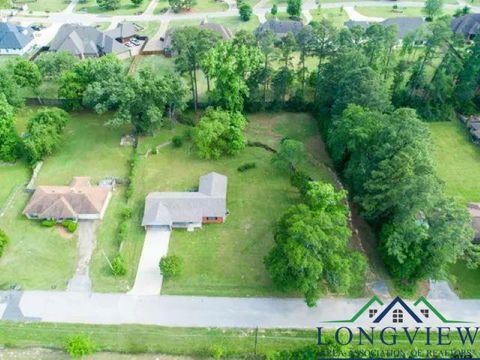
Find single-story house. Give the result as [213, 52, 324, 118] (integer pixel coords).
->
[162, 19, 232, 56]
[49, 24, 131, 59]
[142, 172, 228, 231]
[345, 17, 425, 40]
[106, 21, 143, 43]
[451, 13, 480, 40]
[468, 203, 480, 243]
[459, 114, 480, 145]
[254, 19, 304, 38]
[23, 177, 112, 221]
[0, 21, 35, 55]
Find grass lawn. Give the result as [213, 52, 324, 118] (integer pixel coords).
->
[212, 16, 260, 33]
[311, 8, 348, 28]
[14, 0, 70, 12]
[18, 81, 59, 99]
[429, 120, 480, 298]
[92, 22, 111, 31]
[356, 6, 455, 18]
[137, 21, 162, 38]
[134, 113, 340, 297]
[75, 0, 148, 15]
[155, 0, 228, 13]
[136, 55, 177, 75]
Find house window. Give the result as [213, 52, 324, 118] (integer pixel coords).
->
[392, 309, 403, 323]
[421, 309, 429, 318]
[369, 309, 377, 318]
[206, 217, 218, 220]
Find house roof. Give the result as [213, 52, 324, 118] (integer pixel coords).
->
[452, 13, 480, 38]
[106, 21, 142, 40]
[49, 24, 130, 58]
[23, 177, 111, 219]
[0, 22, 34, 50]
[345, 17, 425, 39]
[142, 172, 227, 227]
[254, 19, 304, 37]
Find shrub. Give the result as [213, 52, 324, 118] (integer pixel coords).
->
[159, 255, 183, 278]
[111, 254, 127, 276]
[183, 127, 193, 140]
[239, 3, 252, 21]
[0, 229, 9, 258]
[65, 334, 95, 358]
[117, 222, 128, 243]
[41, 219, 56, 227]
[211, 344, 225, 359]
[237, 162, 256, 172]
[172, 135, 183, 148]
[62, 220, 77, 233]
[121, 207, 133, 220]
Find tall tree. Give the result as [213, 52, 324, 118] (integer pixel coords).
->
[0, 94, 19, 162]
[286, 0, 301, 18]
[172, 27, 220, 111]
[423, 0, 443, 19]
[257, 30, 277, 105]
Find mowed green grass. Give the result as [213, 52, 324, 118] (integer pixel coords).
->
[16, 0, 70, 12]
[356, 6, 456, 18]
[311, 8, 348, 29]
[142, 113, 337, 297]
[136, 21, 161, 38]
[75, 0, 148, 15]
[429, 120, 480, 298]
[155, 0, 228, 13]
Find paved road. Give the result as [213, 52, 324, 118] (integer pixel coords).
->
[0, 291, 478, 328]
[129, 228, 171, 295]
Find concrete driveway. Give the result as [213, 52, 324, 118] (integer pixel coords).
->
[129, 227, 171, 296]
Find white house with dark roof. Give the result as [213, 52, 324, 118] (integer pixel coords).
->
[142, 172, 228, 231]
[0, 22, 35, 55]
[49, 24, 131, 59]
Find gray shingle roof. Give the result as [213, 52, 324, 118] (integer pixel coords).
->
[451, 14, 480, 38]
[254, 19, 304, 38]
[0, 22, 34, 50]
[49, 24, 130, 58]
[345, 17, 425, 39]
[106, 21, 141, 40]
[142, 172, 227, 227]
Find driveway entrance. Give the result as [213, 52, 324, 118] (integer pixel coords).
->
[129, 227, 171, 295]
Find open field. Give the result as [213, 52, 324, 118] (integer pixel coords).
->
[14, 0, 69, 12]
[75, 0, 149, 15]
[137, 113, 341, 297]
[429, 120, 480, 298]
[0, 322, 479, 358]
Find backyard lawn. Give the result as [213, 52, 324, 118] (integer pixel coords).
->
[75, 0, 149, 15]
[429, 120, 480, 298]
[14, 0, 70, 12]
[133, 113, 339, 297]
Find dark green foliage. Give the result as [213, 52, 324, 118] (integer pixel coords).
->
[193, 108, 247, 159]
[111, 254, 127, 276]
[169, 0, 196, 12]
[265, 182, 367, 306]
[286, 0, 301, 18]
[8, 57, 42, 91]
[159, 255, 184, 278]
[121, 207, 133, 220]
[41, 219, 56, 227]
[35, 51, 78, 80]
[237, 162, 256, 172]
[0, 94, 20, 162]
[62, 220, 77, 233]
[0, 229, 10, 258]
[96, 0, 120, 10]
[172, 135, 183, 147]
[65, 334, 95, 358]
[271, 139, 306, 171]
[271, 4, 277, 15]
[290, 170, 311, 195]
[239, 3, 252, 21]
[131, 0, 143, 6]
[0, 67, 23, 108]
[23, 108, 70, 164]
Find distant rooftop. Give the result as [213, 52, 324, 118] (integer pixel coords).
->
[0, 21, 34, 50]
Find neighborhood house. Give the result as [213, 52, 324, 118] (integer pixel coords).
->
[451, 13, 480, 40]
[142, 172, 228, 231]
[345, 17, 425, 40]
[254, 19, 304, 38]
[0, 21, 35, 55]
[23, 177, 112, 221]
[49, 24, 132, 59]
[106, 21, 143, 43]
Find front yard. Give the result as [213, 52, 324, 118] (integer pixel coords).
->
[75, 0, 149, 15]
[429, 120, 480, 298]
[16, 0, 70, 12]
